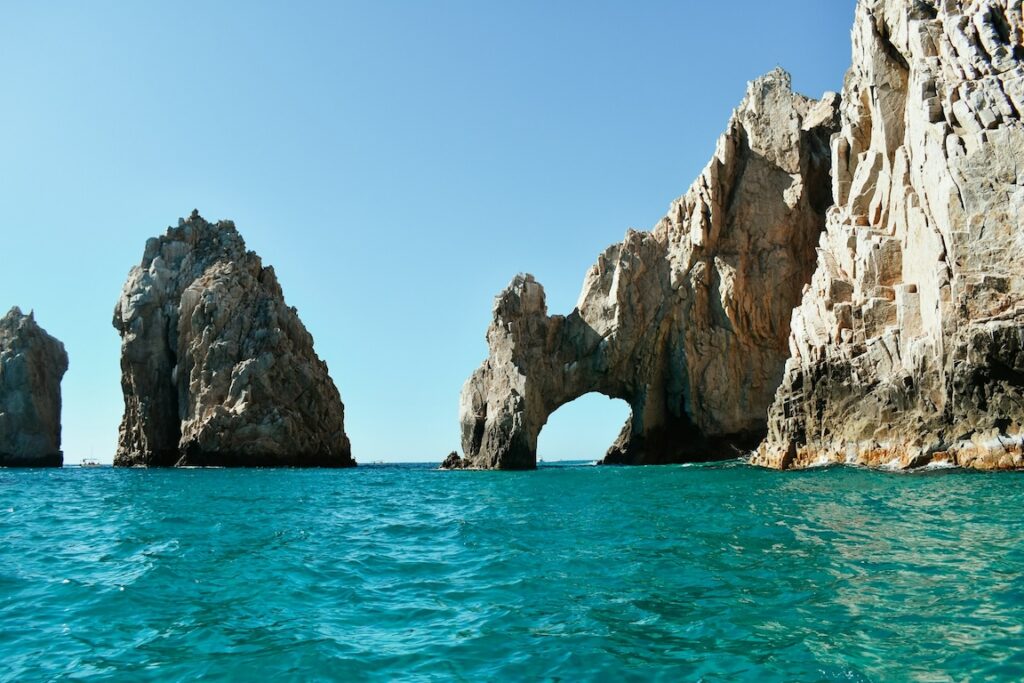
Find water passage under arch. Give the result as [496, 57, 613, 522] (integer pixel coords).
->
[537, 392, 632, 463]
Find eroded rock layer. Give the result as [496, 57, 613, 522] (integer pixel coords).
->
[113, 211, 353, 467]
[0, 308, 68, 467]
[754, 0, 1024, 470]
[457, 70, 840, 469]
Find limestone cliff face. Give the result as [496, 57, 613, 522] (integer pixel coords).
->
[755, 0, 1024, 470]
[0, 308, 68, 467]
[113, 211, 353, 467]
[455, 70, 840, 469]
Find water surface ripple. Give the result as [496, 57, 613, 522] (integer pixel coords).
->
[1, 463, 1022, 681]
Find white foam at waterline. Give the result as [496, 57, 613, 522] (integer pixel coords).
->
[879, 457, 904, 471]
[921, 459, 957, 470]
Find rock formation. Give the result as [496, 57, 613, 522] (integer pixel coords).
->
[0, 308, 69, 467]
[113, 211, 354, 467]
[456, 69, 841, 469]
[754, 0, 1024, 470]
[440, 451, 464, 469]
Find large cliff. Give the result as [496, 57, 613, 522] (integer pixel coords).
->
[455, 70, 840, 469]
[113, 211, 354, 467]
[754, 0, 1024, 470]
[0, 308, 68, 467]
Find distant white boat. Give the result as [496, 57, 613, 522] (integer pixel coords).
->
[80, 459, 101, 468]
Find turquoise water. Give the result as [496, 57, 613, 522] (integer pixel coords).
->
[1, 462, 1022, 681]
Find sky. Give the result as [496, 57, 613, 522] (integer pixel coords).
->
[0, 1, 857, 463]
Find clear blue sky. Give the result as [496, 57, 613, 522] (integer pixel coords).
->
[0, 1, 856, 463]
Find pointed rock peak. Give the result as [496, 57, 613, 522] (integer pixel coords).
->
[0, 307, 43, 337]
[494, 274, 547, 321]
[178, 209, 206, 227]
[2, 306, 24, 323]
[754, 66, 793, 89]
[144, 212, 248, 270]
[176, 210, 238, 236]
[743, 67, 795, 105]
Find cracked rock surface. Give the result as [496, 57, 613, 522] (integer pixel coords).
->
[457, 69, 840, 469]
[754, 0, 1024, 470]
[0, 307, 68, 468]
[113, 211, 353, 467]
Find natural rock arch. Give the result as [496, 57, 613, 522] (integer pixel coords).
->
[535, 391, 634, 462]
[456, 70, 841, 469]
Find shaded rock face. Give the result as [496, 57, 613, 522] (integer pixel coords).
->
[459, 70, 841, 469]
[440, 451, 464, 470]
[754, 0, 1024, 470]
[113, 211, 353, 467]
[0, 308, 68, 467]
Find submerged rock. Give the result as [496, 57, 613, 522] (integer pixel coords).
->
[754, 0, 1024, 470]
[0, 308, 68, 467]
[459, 69, 841, 469]
[113, 211, 354, 467]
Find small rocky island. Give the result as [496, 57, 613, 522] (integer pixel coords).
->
[452, 70, 841, 469]
[113, 211, 354, 467]
[0, 307, 69, 467]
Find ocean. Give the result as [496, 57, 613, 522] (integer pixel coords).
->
[1, 462, 1022, 681]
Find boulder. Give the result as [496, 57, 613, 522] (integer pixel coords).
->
[439, 451, 465, 469]
[113, 211, 354, 467]
[0, 308, 68, 467]
[459, 69, 840, 468]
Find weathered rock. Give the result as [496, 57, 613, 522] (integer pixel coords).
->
[439, 451, 465, 469]
[459, 69, 841, 469]
[754, 0, 1024, 470]
[113, 211, 354, 467]
[0, 308, 68, 467]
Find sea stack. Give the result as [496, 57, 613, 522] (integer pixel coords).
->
[456, 69, 841, 469]
[754, 0, 1024, 470]
[0, 308, 69, 467]
[113, 211, 354, 467]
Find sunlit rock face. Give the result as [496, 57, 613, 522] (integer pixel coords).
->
[0, 308, 68, 468]
[754, 0, 1024, 470]
[113, 211, 353, 467]
[457, 69, 841, 469]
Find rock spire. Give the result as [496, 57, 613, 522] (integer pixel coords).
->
[113, 211, 353, 467]
[0, 307, 68, 467]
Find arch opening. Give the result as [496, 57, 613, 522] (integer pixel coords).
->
[537, 392, 632, 463]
